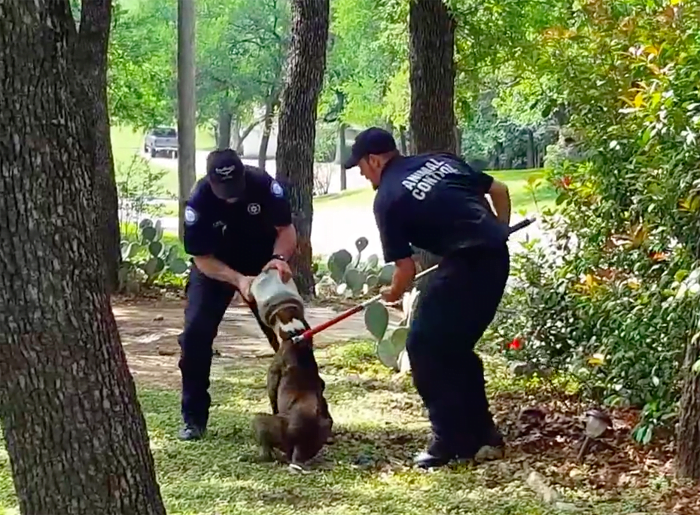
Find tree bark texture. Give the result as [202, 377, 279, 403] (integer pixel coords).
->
[409, 0, 456, 276]
[74, 0, 121, 294]
[258, 94, 280, 171]
[178, 0, 197, 241]
[217, 108, 233, 150]
[677, 321, 700, 479]
[0, 2, 167, 514]
[276, 0, 330, 298]
[409, 0, 456, 156]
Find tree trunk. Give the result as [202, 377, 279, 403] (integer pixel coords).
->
[231, 117, 243, 154]
[0, 2, 167, 514]
[258, 96, 279, 171]
[398, 126, 408, 154]
[217, 108, 233, 149]
[239, 117, 263, 154]
[276, 0, 330, 298]
[677, 320, 700, 479]
[454, 124, 462, 155]
[74, 0, 120, 294]
[337, 122, 347, 191]
[178, 0, 197, 242]
[409, 0, 456, 277]
[526, 128, 535, 169]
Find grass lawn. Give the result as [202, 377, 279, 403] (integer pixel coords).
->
[314, 169, 556, 216]
[0, 338, 674, 515]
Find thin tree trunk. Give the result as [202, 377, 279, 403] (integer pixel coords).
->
[74, 0, 120, 294]
[239, 116, 263, 154]
[178, 0, 197, 242]
[454, 124, 462, 155]
[409, 0, 456, 277]
[0, 2, 167, 514]
[677, 317, 700, 479]
[337, 121, 347, 191]
[217, 108, 233, 149]
[231, 117, 243, 154]
[259, 95, 279, 170]
[399, 126, 408, 154]
[526, 128, 535, 169]
[276, 0, 330, 298]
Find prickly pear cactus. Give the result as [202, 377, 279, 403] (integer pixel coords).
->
[378, 264, 395, 286]
[377, 339, 400, 370]
[364, 302, 389, 341]
[344, 267, 366, 294]
[328, 250, 353, 283]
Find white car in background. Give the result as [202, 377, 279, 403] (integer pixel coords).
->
[144, 126, 179, 159]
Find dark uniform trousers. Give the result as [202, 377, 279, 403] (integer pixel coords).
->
[406, 243, 510, 454]
[177, 266, 278, 428]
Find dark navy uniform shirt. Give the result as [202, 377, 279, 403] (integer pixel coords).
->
[373, 153, 509, 263]
[183, 166, 292, 276]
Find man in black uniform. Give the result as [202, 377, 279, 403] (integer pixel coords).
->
[345, 128, 512, 468]
[178, 148, 296, 441]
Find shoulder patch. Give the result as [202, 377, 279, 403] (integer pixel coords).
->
[270, 180, 284, 198]
[184, 206, 198, 225]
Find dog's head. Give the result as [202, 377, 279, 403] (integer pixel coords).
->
[270, 304, 311, 347]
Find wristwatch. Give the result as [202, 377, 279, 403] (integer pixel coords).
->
[270, 254, 287, 262]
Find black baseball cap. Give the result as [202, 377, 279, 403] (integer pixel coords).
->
[344, 127, 397, 169]
[206, 149, 246, 200]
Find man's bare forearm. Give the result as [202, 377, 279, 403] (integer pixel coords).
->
[488, 180, 511, 225]
[272, 224, 297, 260]
[193, 255, 243, 287]
[389, 257, 416, 299]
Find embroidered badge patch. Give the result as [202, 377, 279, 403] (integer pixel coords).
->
[271, 180, 284, 197]
[184, 206, 198, 224]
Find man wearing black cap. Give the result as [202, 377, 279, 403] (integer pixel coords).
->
[345, 127, 512, 468]
[177, 148, 297, 441]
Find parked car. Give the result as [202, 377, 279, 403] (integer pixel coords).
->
[144, 126, 179, 158]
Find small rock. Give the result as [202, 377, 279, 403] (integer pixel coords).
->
[157, 347, 177, 356]
[510, 361, 536, 377]
[153, 315, 164, 321]
[474, 445, 504, 463]
[526, 470, 560, 503]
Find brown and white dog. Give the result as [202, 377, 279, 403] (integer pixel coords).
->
[251, 303, 333, 468]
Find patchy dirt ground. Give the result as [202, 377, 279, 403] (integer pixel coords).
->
[113, 296, 403, 389]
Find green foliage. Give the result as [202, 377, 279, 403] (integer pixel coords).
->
[118, 218, 190, 293]
[116, 154, 174, 241]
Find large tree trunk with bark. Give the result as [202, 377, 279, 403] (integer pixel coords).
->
[409, 0, 456, 279]
[258, 94, 280, 171]
[74, 0, 120, 294]
[276, 0, 330, 297]
[178, 0, 197, 241]
[677, 322, 700, 479]
[0, 2, 167, 514]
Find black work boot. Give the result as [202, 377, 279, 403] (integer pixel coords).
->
[413, 437, 463, 469]
[178, 423, 206, 441]
[473, 420, 505, 463]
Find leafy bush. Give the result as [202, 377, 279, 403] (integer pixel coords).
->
[116, 154, 175, 240]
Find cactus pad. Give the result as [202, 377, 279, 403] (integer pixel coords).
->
[328, 249, 353, 283]
[364, 302, 389, 341]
